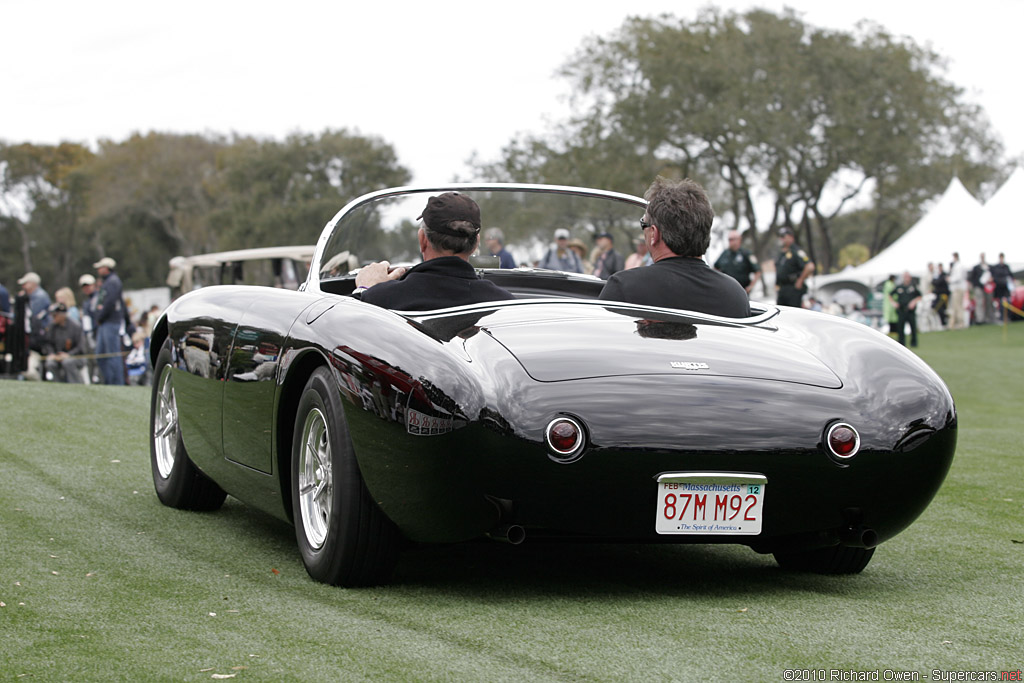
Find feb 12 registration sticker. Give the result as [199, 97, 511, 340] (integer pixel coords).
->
[655, 472, 766, 535]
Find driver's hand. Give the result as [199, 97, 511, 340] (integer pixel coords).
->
[355, 261, 406, 289]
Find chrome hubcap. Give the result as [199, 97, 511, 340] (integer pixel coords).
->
[298, 407, 332, 549]
[153, 367, 179, 479]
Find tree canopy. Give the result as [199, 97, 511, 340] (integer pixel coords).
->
[474, 8, 1009, 271]
[0, 130, 411, 291]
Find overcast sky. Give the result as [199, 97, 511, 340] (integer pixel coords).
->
[3, 0, 1022, 187]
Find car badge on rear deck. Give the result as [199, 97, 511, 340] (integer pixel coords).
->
[670, 361, 709, 371]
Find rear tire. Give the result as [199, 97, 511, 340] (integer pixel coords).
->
[291, 367, 401, 587]
[773, 545, 875, 574]
[150, 341, 227, 511]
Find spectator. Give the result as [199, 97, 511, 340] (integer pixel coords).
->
[42, 303, 86, 383]
[714, 229, 761, 295]
[892, 271, 923, 347]
[0, 279, 10, 316]
[54, 287, 81, 324]
[624, 238, 649, 270]
[125, 330, 150, 386]
[598, 176, 749, 318]
[591, 232, 625, 280]
[538, 228, 584, 273]
[947, 252, 968, 329]
[882, 274, 898, 336]
[79, 274, 100, 383]
[483, 227, 516, 269]
[774, 228, 814, 307]
[931, 263, 950, 328]
[94, 257, 126, 385]
[17, 272, 52, 352]
[566, 238, 592, 274]
[990, 252, 1013, 322]
[0, 279, 10, 373]
[969, 253, 993, 324]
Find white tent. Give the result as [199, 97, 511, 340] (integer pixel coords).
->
[976, 166, 1024, 269]
[814, 177, 985, 299]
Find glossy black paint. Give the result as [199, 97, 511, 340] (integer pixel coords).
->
[153, 273, 956, 554]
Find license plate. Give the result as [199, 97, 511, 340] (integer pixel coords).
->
[655, 472, 766, 535]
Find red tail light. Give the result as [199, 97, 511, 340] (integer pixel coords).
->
[827, 423, 860, 459]
[545, 416, 586, 461]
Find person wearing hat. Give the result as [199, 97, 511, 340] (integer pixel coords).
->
[538, 228, 584, 273]
[42, 302, 86, 383]
[591, 232, 625, 280]
[94, 256, 126, 385]
[565, 238, 592, 274]
[774, 227, 815, 307]
[599, 176, 749, 318]
[483, 227, 517, 269]
[17, 271, 52, 351]
[353, 192, 514, 311]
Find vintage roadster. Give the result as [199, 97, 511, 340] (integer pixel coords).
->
[149, 184, 957, 586]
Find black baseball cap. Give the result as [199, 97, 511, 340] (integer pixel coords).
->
[417, 193, 482, 237]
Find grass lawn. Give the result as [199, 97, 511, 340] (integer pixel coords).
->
[1, 323, 1021, 681]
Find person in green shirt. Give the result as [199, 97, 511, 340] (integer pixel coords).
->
[774, 228, 814, 307]
[714, 230, 761, 295]
[892, 271, 923, 347]
[882, 274, 898, 336]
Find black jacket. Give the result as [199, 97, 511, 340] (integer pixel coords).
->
[598, 256, 750, 318]
[359, 257, 515, 311]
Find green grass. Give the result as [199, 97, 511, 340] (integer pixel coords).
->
[1, 323, 1022, 681]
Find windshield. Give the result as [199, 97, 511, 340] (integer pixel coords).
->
[317, 187, 644, 280]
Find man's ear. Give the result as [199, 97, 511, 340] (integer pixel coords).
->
[418, 227, 429, 254]
[649, 225, 660, 247]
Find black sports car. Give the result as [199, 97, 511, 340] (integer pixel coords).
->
[149, 184, 957, 586]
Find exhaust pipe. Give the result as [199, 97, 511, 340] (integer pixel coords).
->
[839, 508, 877, 548]
[840, 525, 878, 549]
[487, 524, 526, 545]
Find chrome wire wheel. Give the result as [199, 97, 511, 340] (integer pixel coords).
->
[153, 367, 179, 479]
[298, 406, 333, 550]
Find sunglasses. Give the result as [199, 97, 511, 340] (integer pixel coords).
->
[639, 216, 653, 231]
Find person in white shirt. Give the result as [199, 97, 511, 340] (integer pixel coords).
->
[947, 252, 968, 329]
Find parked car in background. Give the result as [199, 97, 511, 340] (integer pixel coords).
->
[166, 245, 318, 297]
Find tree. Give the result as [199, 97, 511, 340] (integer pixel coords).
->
[208, 129, 412, 251]
[81, 132, 226, 269]
[476, 8, 1006, 272]
[0, 141, 94, 288]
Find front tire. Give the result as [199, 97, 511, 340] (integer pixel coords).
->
[773, 545, 875, 574]
[291, 367, 401, 587]
[150, 341, 227, 511]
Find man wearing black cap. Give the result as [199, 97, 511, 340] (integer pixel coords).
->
[42, 302, 86, 383]
[354, 192, 514, 310]
[599, 177, 749, 318]
[774, 227, 814, 307]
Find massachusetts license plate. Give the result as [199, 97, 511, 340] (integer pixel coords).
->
[655, 472, 766, 535]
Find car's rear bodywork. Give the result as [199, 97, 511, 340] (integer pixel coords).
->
[149, 184, 956, 584]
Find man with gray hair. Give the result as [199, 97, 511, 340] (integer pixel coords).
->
[354, 192, 514, 311]
[599, 177, 749, 318]
[484, 227, 516, 268]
